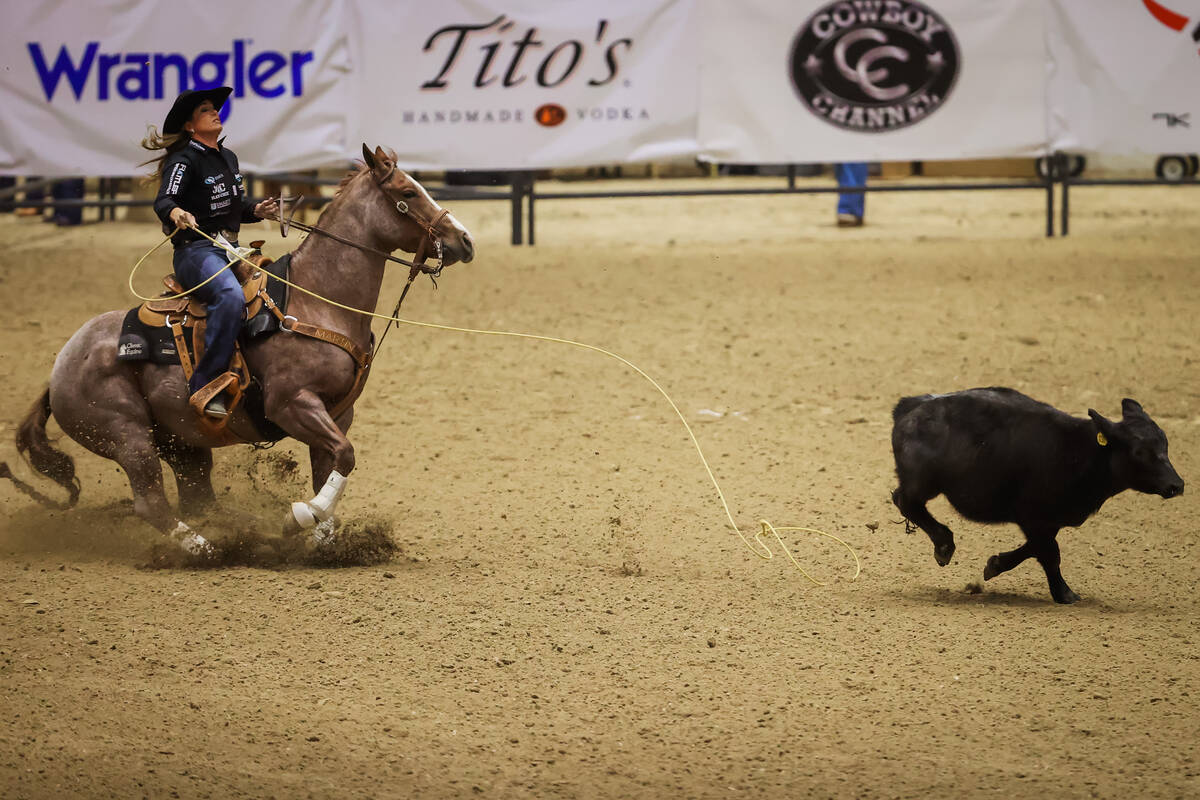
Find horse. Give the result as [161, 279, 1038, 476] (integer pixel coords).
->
[5, 144, 474, 557]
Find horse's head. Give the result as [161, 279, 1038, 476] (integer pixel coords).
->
[361, 144, 474, 267]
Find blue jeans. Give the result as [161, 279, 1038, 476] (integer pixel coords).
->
[173, 241, 244, 395]
[835, 162, 868, 219]
[52, 178, 85, 225]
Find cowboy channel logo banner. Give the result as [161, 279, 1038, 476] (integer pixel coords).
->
[698, 0, 1047, 163]
[0, 0, 353, 175]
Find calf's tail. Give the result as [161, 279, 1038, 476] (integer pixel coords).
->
[892, 395, 929, 423]
[1, 387, 80, 510]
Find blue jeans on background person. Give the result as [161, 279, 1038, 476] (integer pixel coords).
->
[835, 162, 868, 222]
[173, 241, 244, 395]
[0, 176, 15, 212]
[51, 178, 85, 225]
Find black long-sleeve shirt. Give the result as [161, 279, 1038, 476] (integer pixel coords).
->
[154, 138, 260, 247]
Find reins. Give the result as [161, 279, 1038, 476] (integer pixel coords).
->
[275, 195, 443, 278]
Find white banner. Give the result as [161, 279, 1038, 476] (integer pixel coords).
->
[698, 0, 1048, 163]
[1048, 0, 1200, 156]
[2, 1, 1199, 176]
[349, 0, 701, 170]
[0, 1, 354, 176]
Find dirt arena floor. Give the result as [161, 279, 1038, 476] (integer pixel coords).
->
[1, 177, 1198, 799]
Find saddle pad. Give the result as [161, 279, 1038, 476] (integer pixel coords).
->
[118, 307, 181, 364]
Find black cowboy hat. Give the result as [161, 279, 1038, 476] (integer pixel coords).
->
[162, 86, 232, 134]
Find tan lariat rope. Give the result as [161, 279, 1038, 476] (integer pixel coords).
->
[129, 228, 860, 584]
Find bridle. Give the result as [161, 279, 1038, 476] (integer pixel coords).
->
[271, 161, 458, 349]
[274, 162, 452, 280]
[373, 160, 451, 278]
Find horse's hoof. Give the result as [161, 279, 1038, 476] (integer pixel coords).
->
[180, 532, 216, 559]
[170, 523, 216, 560]
[310, 518, 336, 548]
[934, 541, 955, 567]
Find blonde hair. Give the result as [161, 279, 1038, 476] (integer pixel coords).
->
[138, 125, 189, 186]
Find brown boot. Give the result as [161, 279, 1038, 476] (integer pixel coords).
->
[202, 396, 228, 418]
[188, 373, 238, 419]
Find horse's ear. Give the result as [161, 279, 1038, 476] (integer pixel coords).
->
[361, 143, 375, 169]
[373, 146, 390, 168]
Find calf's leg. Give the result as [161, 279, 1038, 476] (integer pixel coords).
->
[984, 541, 1035, 581]
[1032, 533, 1080, 605]
[891, 485, 956, 566]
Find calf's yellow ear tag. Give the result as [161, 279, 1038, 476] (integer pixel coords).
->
[1096, 432, 1108, 446]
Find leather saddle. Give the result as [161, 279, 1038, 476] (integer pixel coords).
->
[137, 240, 274, 329]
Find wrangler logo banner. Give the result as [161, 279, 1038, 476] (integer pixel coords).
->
[1, 1, 353, 175]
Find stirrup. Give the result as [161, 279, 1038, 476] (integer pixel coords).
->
[203, 396, 228, 418]
[188, 372, 239, 419]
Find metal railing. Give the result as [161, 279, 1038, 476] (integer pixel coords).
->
[2, 155, 1195, 243]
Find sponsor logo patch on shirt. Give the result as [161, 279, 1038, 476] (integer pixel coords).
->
[166, 162, 186, 195]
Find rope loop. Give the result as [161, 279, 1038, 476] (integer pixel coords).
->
[129, 230, 861, 583]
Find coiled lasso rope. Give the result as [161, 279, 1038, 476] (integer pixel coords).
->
[130, 227, 860, 584]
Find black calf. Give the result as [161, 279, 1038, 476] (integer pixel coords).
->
[891, 387, 1183, 604]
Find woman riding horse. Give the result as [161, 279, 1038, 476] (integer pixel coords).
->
[141, 87, 279, 418]
[6, 140, 473, 559]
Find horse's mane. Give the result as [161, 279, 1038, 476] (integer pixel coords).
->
[336, 148, 400, 195]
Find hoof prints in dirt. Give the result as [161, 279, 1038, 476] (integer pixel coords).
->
[140, 515, 399, 570]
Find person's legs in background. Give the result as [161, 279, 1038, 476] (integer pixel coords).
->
[16, 176, 44, 218]
[51, 177, 85, 226]
[835, 162, 868, 227]
[0, 177, 14, 213]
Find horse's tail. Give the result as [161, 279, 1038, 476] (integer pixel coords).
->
[1, 387, 80, 509]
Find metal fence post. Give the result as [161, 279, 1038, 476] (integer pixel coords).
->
[510, 173, 524, 245]
[1045, 158, 1055, 238]
[1059, 152, 1070, 237]
[527, 174, 536, 245]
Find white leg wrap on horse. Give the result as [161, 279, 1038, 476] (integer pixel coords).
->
[289, 471, 348, 530]
[308, 470, 347, 522]
[290, 501, 318, 529]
